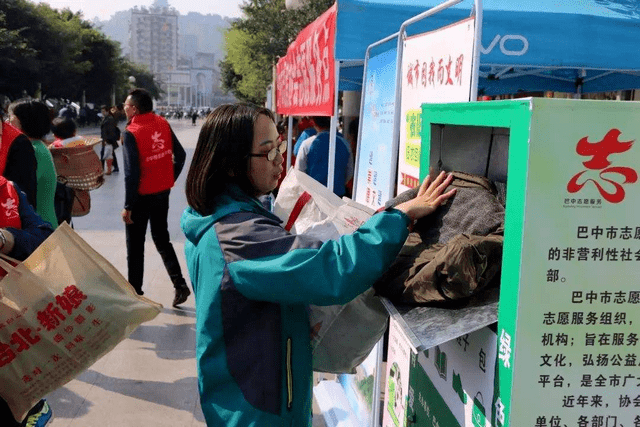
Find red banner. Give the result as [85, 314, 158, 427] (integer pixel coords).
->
[276, 4, 336, 116]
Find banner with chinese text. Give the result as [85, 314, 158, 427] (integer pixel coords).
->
[275, 4, 336, 116]
[397, 17, 474, 194]
[354, 47, 397, 209]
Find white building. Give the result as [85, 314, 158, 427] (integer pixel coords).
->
[129, 5, 179, 74]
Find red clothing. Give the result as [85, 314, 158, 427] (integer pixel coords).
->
[297, 117, 313, 133]
[0, 123, 22, 175]
[126, 113, 175, 195]
[0, 176, 22, 229]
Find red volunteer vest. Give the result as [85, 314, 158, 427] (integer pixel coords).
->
[126, 113, 175, 195]
[0, 176, 22, 229]
[0, 122, 23, 176]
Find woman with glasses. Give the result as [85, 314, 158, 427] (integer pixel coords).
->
[181, 103, 455, 427]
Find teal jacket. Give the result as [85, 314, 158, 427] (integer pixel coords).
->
[180, 185, 411, 426]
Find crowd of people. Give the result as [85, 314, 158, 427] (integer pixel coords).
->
[0, 92, 457, 427]
[0, 89, 192, 427]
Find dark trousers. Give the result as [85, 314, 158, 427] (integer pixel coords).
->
[125, 191, 185, 294]
[0, 397, 20, 426]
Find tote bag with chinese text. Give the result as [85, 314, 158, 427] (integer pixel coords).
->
[0, 222, 162, 421]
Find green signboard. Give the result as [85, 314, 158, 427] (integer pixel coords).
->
[414, 98, 640, 426]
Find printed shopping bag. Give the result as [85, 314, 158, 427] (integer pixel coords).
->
[0, 222, 162, 421]
[274, 168, 388, 373]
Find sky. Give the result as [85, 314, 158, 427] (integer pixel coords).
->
[26, 0, 245, 21]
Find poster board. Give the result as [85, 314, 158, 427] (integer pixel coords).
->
[382, 317, 415, 427]
[416, 98, 640, 426]
[396, 17, 474, 194]
[509, 98, 640, 427]
[355, 47, 398, 209]
[407, 326, 498, 427]
[335, 341, 382, 426]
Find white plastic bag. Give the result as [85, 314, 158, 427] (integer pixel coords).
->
[274, 168, 388, 373]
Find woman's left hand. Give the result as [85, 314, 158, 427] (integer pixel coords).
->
[395, 171, 456, 222]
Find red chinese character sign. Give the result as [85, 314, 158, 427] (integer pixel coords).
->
[567, 129, 637, 203]
[503, 99, 640, 427]
[276, 4, 336, 116]
[397, 17, 475, 195]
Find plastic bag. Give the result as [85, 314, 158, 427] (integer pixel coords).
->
[0, 223, 162, 420]
[274, 168, 388, 373]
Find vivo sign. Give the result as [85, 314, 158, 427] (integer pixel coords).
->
[481, 34, 529, 56]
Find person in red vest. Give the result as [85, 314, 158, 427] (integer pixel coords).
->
[121, 88, 190, 307]
[0, 109, 37, 209]
[0, 174, 54, 426]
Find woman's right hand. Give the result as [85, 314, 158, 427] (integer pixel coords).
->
[395, 171, 456, 223]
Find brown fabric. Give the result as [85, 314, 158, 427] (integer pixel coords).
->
[71, 190, 91, 217]
[374, 232, 503, 304]
[378, 170, 506, 306]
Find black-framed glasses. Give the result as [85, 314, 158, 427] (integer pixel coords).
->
[248, 141, 287, 161]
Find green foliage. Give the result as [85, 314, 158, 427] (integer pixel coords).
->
[357, 375, 375, 410]
[0, 0, 161, 105]
[220, 0, 334, 104]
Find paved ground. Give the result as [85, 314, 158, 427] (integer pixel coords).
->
[42, 118, 328, 427]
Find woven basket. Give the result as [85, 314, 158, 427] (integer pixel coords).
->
[50, 137, 104, 191]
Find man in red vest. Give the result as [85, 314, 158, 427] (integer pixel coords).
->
[121, 88, 190, 307]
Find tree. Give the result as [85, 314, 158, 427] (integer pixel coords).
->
[222, 27, 271, 104]
[0, 0, 161, 106]
[220, 0, 333, 104]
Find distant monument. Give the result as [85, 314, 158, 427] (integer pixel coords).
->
[152, 0, 171, 7]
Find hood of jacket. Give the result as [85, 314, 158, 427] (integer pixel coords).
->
[181, 184, 281, 246]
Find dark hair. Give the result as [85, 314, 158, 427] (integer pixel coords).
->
[185, 103, 275, 215]
[348, 117, 359, 137]
[127, 88, 153, 113]
[51, 117, 77, 139]
[312, 116, 331, 129]
[8, 99, 53, 139]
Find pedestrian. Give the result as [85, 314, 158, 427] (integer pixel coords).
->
[7, 99, 58, 229]
[50, 117, 83, 147]
[100, 105, 120, 175]
[110, 105, 123, 172]
[180, 103, 456, 426]
[121, 88, 190, 307]
[191, 111, 198, 126]
[0, 176, 54, 426]
[294, 115, 353, 197]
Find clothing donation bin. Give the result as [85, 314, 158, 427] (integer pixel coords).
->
[381, 97, 640, 427]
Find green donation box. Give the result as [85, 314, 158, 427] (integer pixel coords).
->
[384, 98, 640, 427]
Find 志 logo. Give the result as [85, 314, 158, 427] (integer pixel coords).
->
[151, 131, 165, 152]
[567, 129, 637, 203]
[1, 197, 19, 221]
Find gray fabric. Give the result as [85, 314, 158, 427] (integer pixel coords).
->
[215, 211, 323, 263]
[386, 171, 505, 246]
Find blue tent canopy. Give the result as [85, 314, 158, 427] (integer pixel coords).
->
[332, 0, 640, 94]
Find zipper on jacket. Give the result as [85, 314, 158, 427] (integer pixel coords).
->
[286, 337, 293, 410]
